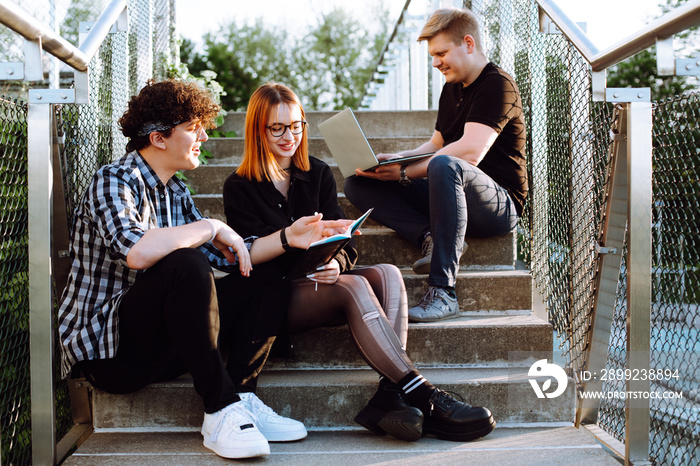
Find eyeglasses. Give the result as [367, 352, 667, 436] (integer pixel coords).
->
[266, 121, 307, 137]
[173, 124, 206, 141]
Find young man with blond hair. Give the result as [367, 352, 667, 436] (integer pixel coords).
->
[345, 7, 527, 322]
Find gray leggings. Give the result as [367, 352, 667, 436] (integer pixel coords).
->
[287, 264, 414, 383]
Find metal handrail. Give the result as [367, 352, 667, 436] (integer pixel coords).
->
[537, 0, 700, 71]
[364, 0, 411, 90]
[0, 0, 127, 72]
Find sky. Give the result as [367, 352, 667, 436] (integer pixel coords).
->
[174, 0, 665, 51]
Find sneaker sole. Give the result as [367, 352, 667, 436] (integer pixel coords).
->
[355, 406, 424, 442]
[412, 258, 431, 275]
[203, 437, 270, 458]
[423, 415, 496, 442]
[408, 310, 460, 323]
[354, 405, 388, 435]
[377, 409, 424, 442]
[261, 427, 308, 442]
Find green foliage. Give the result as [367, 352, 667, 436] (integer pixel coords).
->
[180, 4, 389, 111]
[300, 7, 387, 110]
[0, 102, 31, 466]
[607, 0, 698, 100]
[607, 48, 696, 100]
[182, 20, 296, 112]
[60, 0, 106, 46]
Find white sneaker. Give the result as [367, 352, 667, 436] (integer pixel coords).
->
[201, 402, 270, 458]
[238, 392, 308, 442]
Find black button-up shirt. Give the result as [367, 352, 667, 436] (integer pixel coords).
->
[223, 156, 357, 273]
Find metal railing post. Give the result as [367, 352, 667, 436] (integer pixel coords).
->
[578, 109, 627, 426]
[28, 101, 56, 465]
[624, 101, 653, 466]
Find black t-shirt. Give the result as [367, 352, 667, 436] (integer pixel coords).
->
[436, 62, 527, 215]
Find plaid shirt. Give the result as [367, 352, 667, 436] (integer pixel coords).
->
[58, 151, 252, 378]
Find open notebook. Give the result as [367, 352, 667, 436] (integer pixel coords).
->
[318, 108, 433, 178]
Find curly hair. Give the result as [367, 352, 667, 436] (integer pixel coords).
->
[119, 79, 221, 152]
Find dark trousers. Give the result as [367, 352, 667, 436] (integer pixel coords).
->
[77, 248, 289, 414]
[345, 155, 519, 287]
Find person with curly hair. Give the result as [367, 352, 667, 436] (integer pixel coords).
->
[223, 82, 496, 444]
[57, 79, 353, 459]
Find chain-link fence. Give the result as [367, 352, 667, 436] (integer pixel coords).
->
[0, 0, 178, 464]
[0, 96, 30, 466]
[595, 95, 700, 465]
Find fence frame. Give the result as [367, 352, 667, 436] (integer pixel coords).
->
[0, 0, 168, 463]
[363, 0, 700, 463]
[1, 0, 698, 464]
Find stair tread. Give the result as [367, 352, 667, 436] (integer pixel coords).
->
[64, 426, 618, 465]
[407, 313, 547, 327]
[401, 268, 527, 277]
[91, 362, 575, 430]
[130, 365, 553, 388]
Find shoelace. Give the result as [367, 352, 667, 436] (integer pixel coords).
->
[421, 237, 434, 256]
[418, 287, 439, 308]
[245, 393, 278, 418]
[429, 389, 464, 415]
[211, 404, 255, 442]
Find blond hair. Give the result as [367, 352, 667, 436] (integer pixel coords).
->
[236, 83, 310, 182]
[418, 7, 483, 53]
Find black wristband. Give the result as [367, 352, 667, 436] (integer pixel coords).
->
[280, 227, 293, 252]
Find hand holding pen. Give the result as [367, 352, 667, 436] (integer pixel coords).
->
[306, 259, 341, 290]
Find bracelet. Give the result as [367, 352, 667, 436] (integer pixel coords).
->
[202, 218, 217, 243]
[280, 227, 294, 252]
[399, 165, 411, 186]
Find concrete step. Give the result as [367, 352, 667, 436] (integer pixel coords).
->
[356, 230, 516, 270]
[193, 192, 516, 269]
[65, 426, 619, 465]
[210, 268, 528, 311]
[201, 136, 427, 165]
[183, 162, 347, 196]
[403, 269, 530, 310]
[217, 110, 438, 138]
[90, 366, 575, 431]
[193, 191, 366, 224]
[266, 315, 551, 369]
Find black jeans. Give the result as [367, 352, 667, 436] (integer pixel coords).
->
[345, 155, 519, 287]
[77, 248, 289, 413]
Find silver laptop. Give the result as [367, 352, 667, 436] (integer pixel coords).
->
[318, 108, 433, 178]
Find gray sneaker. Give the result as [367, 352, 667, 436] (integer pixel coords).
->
[412, 235, 469, 275]
[408, 286, 460, 322]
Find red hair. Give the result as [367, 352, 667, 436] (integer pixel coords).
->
[236, 83, 310, 181]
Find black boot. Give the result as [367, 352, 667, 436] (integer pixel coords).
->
[418, 390, 496, 441]
[354, 379, 424, 441]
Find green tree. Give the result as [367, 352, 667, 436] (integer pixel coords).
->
[299, 6, 387, 110]
[179, 4, 389, 111]
[182, 20, 296, 111]
[606, 48, 695, 99]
